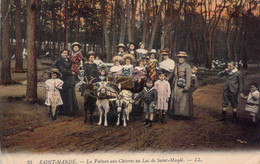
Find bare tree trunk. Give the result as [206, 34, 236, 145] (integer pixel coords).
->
[64, 0, 68, 49]
[101, 1, 111, 62]
[225, 17, 232, 61]
[148, 0, 164, 51]
[142, 0, 150, 43]
[232, 25, 239, 62]
[241, 14, 248, 69]
[112, 0, 118, 55]
[126, 0, 132, 42]
[76, 0, 80, 42]
[119, 1, 126, 43]
[130, 0, 138, 41]
[58, 4, 62, 53]
[1, 0, 12, 84]
[51, 1, 56, 61]
[14, 0, 23, 72]
[26, 0, 38, 102]
[190, 15, 201, 65]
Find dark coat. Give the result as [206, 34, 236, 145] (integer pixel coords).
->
[217, 69, 243, 94]
[135, 87, 157, 104]
[84, 62, 99, 82]
[56, 57, 79, 115]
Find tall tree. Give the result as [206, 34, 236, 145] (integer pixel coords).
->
[51, 0, 57, 61]
[1, 0, 12, 84]
[14, 0, 24, 72]
[130, 0, 138, 41]
[200, 0, 228, 69]
[119, 1, 126, 43]
[112, 0, 118, 55]
[26, 0, 38, 102]
[126, 0, 132, 42]
[142, 0, 150, 44]
[100, 0, 111, 62]
[148, 0, 165, 51]
[64, 0, 68, 49]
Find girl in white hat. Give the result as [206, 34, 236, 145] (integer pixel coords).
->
[45, 68, 64, 120]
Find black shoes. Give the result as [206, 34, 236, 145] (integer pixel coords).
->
[232, 112, 237, 123]
[161, 114, 166, 124]
[154, 113, 159, 123]
[218, 111, 227, 122]
[143, 119, 149, 126]
[146, 120, 152, 127]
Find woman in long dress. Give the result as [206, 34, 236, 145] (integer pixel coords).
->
[168, 51, 193, 119]
[56, 49, 79, 116]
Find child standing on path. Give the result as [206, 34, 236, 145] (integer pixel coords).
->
[135, 79, 157, 127]
[242, 83, 259, 127]
[154, 73, 171, 124]
[217, 61, 244, 122]
[45, 68, 64, 120]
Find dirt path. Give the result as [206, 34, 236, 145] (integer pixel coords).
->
[1, 68, 260, 153]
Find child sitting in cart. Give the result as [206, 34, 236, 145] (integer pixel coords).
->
[45, 68, 64, 120]
[110, 56, 123, 77]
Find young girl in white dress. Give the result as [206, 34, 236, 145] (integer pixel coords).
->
[45, 68, 64, 120]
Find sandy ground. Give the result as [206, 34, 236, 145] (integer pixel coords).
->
[0, 58, 260, 153]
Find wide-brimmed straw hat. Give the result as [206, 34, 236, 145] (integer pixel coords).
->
[177, 51, 188, 57]
[71, 42, 82, 51]
[123, 53, 135, 61]
[48, 68, 62, 78]
[112, 55, 123, 63]
[116, 43, 126, 49]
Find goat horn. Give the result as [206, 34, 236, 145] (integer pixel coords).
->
[85, 76, 89, 84]
[89, 78, 95, 83]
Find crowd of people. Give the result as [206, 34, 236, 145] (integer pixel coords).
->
[43, 41, 259, 128]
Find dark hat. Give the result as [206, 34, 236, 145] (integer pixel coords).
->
[71, 42, 82, 51]
[87, 51, 96, 58]
[160, 48, 170, 55]
[146, 78, 153, 83]
[142, 56, 149, 60]
[48, 68, 62, 78]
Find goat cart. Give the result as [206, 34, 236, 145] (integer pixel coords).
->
[107, 75, 143, 117]
[107, 76, 134, 90]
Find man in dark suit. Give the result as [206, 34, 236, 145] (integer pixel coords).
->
[217, 61, 244, 122]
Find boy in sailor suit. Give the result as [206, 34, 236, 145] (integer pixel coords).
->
[135, 79, 157, 127]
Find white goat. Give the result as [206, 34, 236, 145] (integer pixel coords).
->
[115, 90, 134, 127]
[96, 81, 117, 126]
